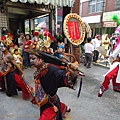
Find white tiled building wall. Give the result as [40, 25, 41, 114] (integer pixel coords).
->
[0, 12, 7, 64]
[0, 12, 8, 38]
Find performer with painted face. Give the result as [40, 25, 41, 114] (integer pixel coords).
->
[30, 54, 78, 120]
[25, 32, 79, 120]
[0, 34, 31, 99]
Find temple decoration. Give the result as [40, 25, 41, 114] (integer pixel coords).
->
[63, 13, 85, 46]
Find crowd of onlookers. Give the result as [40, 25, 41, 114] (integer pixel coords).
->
[8, 32, 33, 69]
[7, 31, 67, 69]
[83, 33, 119, 68]
[1, 29, 119, 70]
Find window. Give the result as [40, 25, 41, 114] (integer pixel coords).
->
[89, 0, 104, 13]
[115, 0, 120, 9]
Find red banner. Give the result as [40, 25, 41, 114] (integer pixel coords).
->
[68, 21, 80, 40]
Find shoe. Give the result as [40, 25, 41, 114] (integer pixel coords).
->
[31, 97, 37, 105]
[87, 66, 91, 68]
[98, 86, 106, 97]
[0, 89, 4, 92]
[23, 66, 28, 69]
[113, 89, 120, 92]
[6, 91, 12, 97]
[66, 107, 71, 112]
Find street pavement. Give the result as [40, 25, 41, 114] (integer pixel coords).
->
[0, 64, 120, 120]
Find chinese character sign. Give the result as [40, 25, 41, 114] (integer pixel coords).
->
[68, 21, 80, 40]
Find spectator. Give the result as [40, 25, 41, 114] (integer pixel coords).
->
[102, 34, 110, 57]
[23, 34, 31, 69]
[84, 37, 94, 68]
[11, 45, 21, 55]
[18, 32, 25, 56]
[109, 33, 116, 55]
[31, 30, 35, 39]
[92, 35, 101, 62]
[32, 31, 39, 42]
[13, 49, 23, 68]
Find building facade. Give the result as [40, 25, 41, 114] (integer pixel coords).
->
[80, 0, 119, 37]
[0, 0, 74, 38]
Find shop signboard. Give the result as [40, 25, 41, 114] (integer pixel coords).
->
[103, 22, 117, 27]
[103, 11, 120, 22]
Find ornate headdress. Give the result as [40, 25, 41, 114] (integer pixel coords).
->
[25, 31, 56, 53]
[0, 32, 14, 47]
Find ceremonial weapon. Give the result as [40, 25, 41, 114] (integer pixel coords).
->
[77, 71, 85, 98]
[77, 78, 83, 98]
[29, 50, 84, 73]
[29, 50, 85, 98]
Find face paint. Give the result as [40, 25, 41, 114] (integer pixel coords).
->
[30, 55, 37, 65]
[30, 55, 43, 67]
[0, 42, 6, 51]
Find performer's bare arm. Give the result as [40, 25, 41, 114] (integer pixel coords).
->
[64, 53, 76, 62]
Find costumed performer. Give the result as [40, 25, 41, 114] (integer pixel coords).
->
[98, 42, 120, 97]
[0, 34, 32, 99]
[26, 32, 79, 120]
[30, 54, 78, 120]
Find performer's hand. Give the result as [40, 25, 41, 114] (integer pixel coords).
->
[67, 66, 78, 81]
[53, 105, 58, 112]
[68, 62, 78, 71]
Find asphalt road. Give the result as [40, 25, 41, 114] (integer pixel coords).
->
[0, 64, 120, 120]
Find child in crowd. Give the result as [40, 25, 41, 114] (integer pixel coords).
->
[13, 49, 23, 68]
[11, 45, 21, 55]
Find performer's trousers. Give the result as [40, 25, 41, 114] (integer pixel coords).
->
[102, 65, 120, 91]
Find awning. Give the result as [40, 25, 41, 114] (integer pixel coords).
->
[10, 0, 74, 7]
